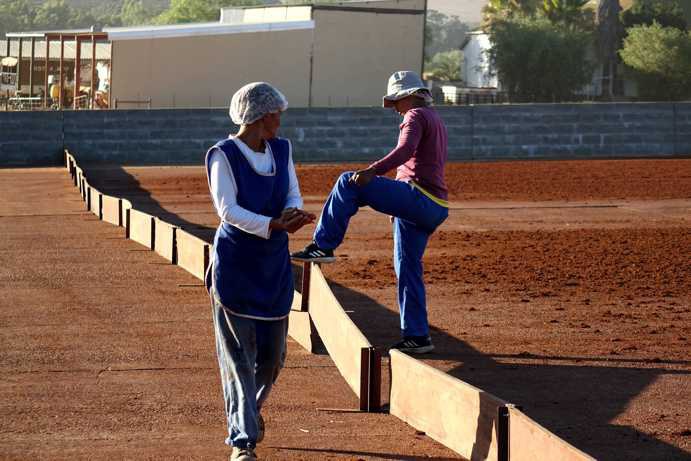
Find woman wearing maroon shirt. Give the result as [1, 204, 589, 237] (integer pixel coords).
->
[292, 71, 449, 354]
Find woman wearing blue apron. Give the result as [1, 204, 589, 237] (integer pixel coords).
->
[205, 82, 314, 461]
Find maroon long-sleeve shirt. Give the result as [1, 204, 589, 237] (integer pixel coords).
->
[369, 107, 448, 201]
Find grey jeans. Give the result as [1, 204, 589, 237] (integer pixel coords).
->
[211, 291, 288, 449]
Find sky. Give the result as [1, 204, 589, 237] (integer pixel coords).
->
[428, 0, 486, 24]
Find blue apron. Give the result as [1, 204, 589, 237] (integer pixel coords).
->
[204, 137, 294, 319]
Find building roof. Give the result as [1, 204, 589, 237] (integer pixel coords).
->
[103, 20, 315, 41]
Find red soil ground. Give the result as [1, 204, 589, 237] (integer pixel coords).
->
[0, 169, 459, 460]
[84, 158, 691, 461]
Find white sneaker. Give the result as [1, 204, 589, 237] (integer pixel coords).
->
[231, 446, 257, 461]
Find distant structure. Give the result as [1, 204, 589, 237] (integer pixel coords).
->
[460, 31, 498, 89]
[1, 0, 425, 109]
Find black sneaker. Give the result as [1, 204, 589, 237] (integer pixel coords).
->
[389, 336, 434, 354]
[291, 242, 336, 263]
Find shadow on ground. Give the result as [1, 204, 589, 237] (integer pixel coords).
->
[330, 280, 691, 461]
[84, 164, 217, 241]
[84, 164, 691, 461]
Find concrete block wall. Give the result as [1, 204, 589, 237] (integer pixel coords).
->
[0, 111, 63, 166]
[1, 102, 688, 166]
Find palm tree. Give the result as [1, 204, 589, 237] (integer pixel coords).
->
[597, 0, 623, 99]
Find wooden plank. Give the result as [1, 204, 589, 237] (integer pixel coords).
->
[389, 350, 508, 461]
[101, 195, 120, 226]
[128, 208, 154, 249]
[308, 263, 370, 397]
[154, 218, 177, 263]
[176, 230, 209, 281]
[508, 406, 597, 461]
[88, 188, 100, 216]
[287, 292, 319, 353]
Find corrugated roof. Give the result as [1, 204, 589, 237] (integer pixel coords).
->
[6, 40, 111, 60]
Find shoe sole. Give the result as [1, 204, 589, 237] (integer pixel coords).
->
[291, 255, 336, 263]
[393, 344, 435, 354]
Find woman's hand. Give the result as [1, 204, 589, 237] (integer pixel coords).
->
[350, 167, 376, 187]
[270, 208, 316, 234]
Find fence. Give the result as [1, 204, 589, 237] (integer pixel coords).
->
[3, 103, 690, 167]
[63, 149, 599, 460]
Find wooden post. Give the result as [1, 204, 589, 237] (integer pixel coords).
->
[497, 405, 509, 461]
[86, 186, 91, 211]
[125, 208, 131, 239]
[74, 36, 81, 109]
[171, 228, 178, 265]
[117, 199, 123, 227]
[150, 216, 156, 250]
[16, 37, 22, 93]
[359, 346, 381, 412]
[59, 35, 64, 109]
[29, 37, 35, 99]
[44, 37, 50, 108]
[300, 261, 311, 311]
[98, 193, 103, 220]
[203, 244, 210, 280]
[90, 34, 96, 109]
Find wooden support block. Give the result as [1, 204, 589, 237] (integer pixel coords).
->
[176, 230, 210, 281]
[389, 350, 508, 461]
[85, 185, 91, 211]
[154, 218, 177, 263]
[300, 261, 311, 311]
[359, 346, 381, 412]
[287, 295, 319, 353]
[507, 405, 596, 461]
[128, 209, 155, 249]
[101, 195, 120, 226]
[308, 264, 371, 398]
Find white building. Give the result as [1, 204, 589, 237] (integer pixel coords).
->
[460, 31, 498, 89]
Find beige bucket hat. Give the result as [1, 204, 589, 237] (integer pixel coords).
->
[382, 71, 432, 108]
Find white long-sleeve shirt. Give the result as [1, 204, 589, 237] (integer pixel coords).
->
[208, 136, 303, 239]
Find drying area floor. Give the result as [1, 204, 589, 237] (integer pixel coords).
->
[0, 168, 458, 460]
[84, 158, 691, 461]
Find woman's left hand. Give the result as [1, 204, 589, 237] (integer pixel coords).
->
[350, 167, 376, 187]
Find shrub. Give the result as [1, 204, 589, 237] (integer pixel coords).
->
[488, 15, 595, 101]
[619, 22, 691, 100]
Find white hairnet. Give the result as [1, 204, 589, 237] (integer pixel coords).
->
[229, 82, 288, 125]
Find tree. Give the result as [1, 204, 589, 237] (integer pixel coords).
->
[482, 0, 540, 29]
[154, 0, 263, 24]
[619, 22, 691, 100]
[121, 0, 159, 26]
[597, 0, 624, 99]
[425, 10, 470, 57]
[621, 0, 688, 31]
[541, 0, 594, 28]
[425, 50, 462, 81]
[488, 15, 594, 101]
[0, 0, 37, 38]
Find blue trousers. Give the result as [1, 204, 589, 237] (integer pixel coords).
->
[211, 290, 288, 449]
[314, 172, 448, 337]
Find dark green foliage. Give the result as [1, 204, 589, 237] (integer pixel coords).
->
[621, 0, 688, 30]
[488, 15, 595, 101]
[620, 22, 691, 99]
[153, 0, 264, 24]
